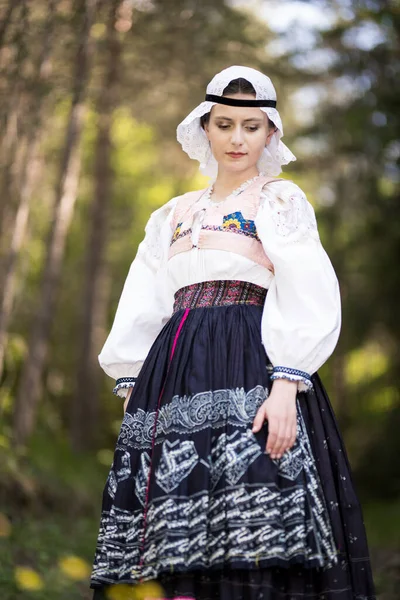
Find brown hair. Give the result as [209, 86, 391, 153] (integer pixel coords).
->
[200, 77, 276, 130]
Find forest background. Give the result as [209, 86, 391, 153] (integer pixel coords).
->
[0, 0, 399, 598]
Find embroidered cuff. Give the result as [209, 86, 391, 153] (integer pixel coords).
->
[113, 377, 138, 398]
[270, 366, 313, 392]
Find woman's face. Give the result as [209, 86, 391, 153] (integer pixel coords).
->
[203, 93, 276, 175]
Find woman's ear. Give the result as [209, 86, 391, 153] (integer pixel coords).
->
[265, 126, 277, 147]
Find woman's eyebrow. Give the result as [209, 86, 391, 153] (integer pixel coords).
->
[214, 116, 264, 123]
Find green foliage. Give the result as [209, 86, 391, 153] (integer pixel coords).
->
[0, 512, 98, 599]
[0, 435, 107, 599]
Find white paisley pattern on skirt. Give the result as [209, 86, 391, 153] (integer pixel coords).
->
[91, 388, 339, 585]
[117, 385, 268, 450]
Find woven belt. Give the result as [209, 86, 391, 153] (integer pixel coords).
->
[172, 280, 267, 313]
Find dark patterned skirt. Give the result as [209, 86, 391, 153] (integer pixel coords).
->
[90, 280, 376, 600]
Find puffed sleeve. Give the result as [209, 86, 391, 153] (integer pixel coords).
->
[254, 180, 341, 392]
[98, 196, 179, 398]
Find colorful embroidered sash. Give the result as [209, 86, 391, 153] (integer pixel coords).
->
[172, 280, 267, 313]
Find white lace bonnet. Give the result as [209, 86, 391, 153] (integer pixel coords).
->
[176, 65, 296, 181]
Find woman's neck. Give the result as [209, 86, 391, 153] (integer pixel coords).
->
[211, 169, 261, 200]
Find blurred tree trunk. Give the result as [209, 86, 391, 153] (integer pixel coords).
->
[71, 0, 122, 450]
[0, 138, 41, 381]
[0, 0, 56, 380]
[0, 110, 25, 248]
[12, 0, 99, 447]
[0, 0, 29, 248]
[0, 1, 21, 49]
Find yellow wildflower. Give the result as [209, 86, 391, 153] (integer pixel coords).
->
[14, 566, 44, 591]
[58, 555, 91, 580]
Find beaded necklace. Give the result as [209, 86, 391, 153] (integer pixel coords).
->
[202, 173, 262, 206]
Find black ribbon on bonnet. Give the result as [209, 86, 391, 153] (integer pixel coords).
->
[205, 94, 277, 108]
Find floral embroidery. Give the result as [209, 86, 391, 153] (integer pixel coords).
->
[223, 216, 242, 230]
[171, 222, 192, 244]
[200, 211, 260, 241]
[171, 221, 182, 241]
[170, 211, 260, 247]
[222, 211, 259, 238]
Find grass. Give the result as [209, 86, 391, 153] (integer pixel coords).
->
[0, 431, 108, 600]
[0, 513, 99, 599]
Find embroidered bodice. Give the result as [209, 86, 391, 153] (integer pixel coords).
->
[169, 176, 277, 272]
[97, 176, 342, 398]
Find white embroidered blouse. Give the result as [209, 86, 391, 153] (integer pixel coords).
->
[98, 177, 341, 398]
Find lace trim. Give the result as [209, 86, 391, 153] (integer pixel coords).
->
[202, 173, 263, 205]
[137, 196, 178, 270]
[263, 185, 320, 243]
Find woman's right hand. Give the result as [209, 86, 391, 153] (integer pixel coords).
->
[252, 379, 298, 458]
[123, 388, 134, 414]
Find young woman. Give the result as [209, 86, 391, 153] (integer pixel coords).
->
[90, 65, 376, 600]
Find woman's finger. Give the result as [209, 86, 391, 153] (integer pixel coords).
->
[272, 418, 288, 458]
[289, 421, 297, 450]
[282, 416, 297, 455]
[252, 405, 266, 433]
[279, 423, 293, 457]
[269, 416, 285, 457]
[276, 405, 297, 457]
[266, 416, 278, 454]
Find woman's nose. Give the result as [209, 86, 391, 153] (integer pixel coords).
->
[231, 126, 244, 145]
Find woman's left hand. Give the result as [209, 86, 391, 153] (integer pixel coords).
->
[123, 387, 134, 414]
[252, 379, 298, 459]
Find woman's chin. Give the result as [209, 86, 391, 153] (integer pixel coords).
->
[218, 159, 257, 174]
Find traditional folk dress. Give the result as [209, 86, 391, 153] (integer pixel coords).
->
[90, 174, 376, 600]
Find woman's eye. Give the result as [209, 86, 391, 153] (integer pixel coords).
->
[217, 125, 260, 132]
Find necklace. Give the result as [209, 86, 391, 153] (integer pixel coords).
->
[203, 173, 262, 206]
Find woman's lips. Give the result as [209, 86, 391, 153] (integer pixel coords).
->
[227, 152, 246, 158]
